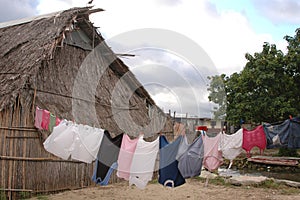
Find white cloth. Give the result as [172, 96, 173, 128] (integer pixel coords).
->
[72, 125, 104, 163]
[218, 129, 243, 161]
[43, 120, 76, 160]
[129, 136, 159, 189]
[44, 120, 104, 163]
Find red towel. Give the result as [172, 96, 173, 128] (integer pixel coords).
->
[41, 110, 50, 130]
[242, 125, 266, 157]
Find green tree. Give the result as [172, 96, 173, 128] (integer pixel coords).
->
[207, 74, 227, 120]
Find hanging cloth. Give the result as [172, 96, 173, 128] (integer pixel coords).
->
[159, 135, 185, 188]
[34, 106, 43, 129]
[92, 131, 123, 186]
[41, 109, 50, 130]
[177, 135, 204, 178]
[72, 125, 104, 163]
[242, 125, 266, 157]
[48, 113, 56, 132]
[203, 133, 223, 172]
[263, 120, 290, 149]
[117, 134, 139, 180]
[43, 120, 76, 160]
[288, 117, 300, 149]
[129, 136, 159, 189]
[218, 129, 243, 166]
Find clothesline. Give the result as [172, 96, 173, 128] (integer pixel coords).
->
[35, 107, 300, 190]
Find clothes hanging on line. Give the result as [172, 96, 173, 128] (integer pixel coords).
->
[41, 109, 50, 130]
[34, 106, 43, 130]
[242, 125, 266, 157]
[203, 133, 223, 172]
[218, 129, 243, 167]
[117, 134, 139, 180]
[92, 131, 123, 186]
[263, 120, 290, 149]
[129, 136, 159, 189]
[177, 135, 204, 178]
[34, 107, 61, 131]
[43, 120, 104, 163]
[288, 117, 300, 149]
[158, 135, 185, 188]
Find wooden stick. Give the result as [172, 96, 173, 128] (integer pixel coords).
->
[0, 127, 37, 132]
[6, 136, 39, 139]
[0, 156, 83, 163]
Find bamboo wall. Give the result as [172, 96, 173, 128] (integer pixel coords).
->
[0, 98, 95, 199]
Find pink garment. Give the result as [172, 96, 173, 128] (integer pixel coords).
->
[34, 107, 43, 129]
[242, 125, 266, 157]
[203, 133, 223, 172]
[117, 134, 139, 180]
[55, 117, 61, 126]
[41, 110, 50, 130]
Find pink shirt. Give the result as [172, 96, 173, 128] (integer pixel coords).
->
[34, 107, 43, 129]
[117, 134, 139, 180]
[203, 133, 223, 172]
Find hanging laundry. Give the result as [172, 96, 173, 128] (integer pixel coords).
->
[263, 120, 290, 149]
[34, 106, 43, 129]
[173, 122, 186, 138]
[177, 135, 204, 178]
[43, 120, 76, 160]
[218, 129, 243, 166]
[288, 117, 300, 149]
[55, 117, 61, 126]
[129, 136, 159, 189]
[48, 113, 56, 132]
[242, 125, 266, 157]
[175, 134, 189, 161]
[117, 134, 139, 180]
[72, 125, 104, 163]
[92, 131, 123, 186]
[159, 135, 185, 188]
[41, 109, 50, 130]
[203, 133, 223, 172]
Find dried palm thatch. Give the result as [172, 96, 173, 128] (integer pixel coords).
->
[0, 7, 173, 197]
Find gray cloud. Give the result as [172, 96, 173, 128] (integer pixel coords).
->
[0, 0, 38, 23]
[252, 0, 300, 24]
[126, 49, 216, 117]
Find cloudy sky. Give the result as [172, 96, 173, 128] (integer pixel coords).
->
[1, 0, 299, 118]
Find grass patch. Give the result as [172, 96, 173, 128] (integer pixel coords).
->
[149, 179, 158, 184]
[36, 195, 49, 200]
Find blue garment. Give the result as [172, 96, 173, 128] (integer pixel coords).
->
[263, 120, 290, 148]
[159, 136, 185, 188]
[177, 136, 204, 179]
[288, 117, 300, 149]
[92, 162, 118, 186]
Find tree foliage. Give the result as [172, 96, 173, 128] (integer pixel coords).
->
[208, 28, 300, 125]
[207, 74, 227, 120]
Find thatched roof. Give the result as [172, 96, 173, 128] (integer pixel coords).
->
[0, 7, 168, 136]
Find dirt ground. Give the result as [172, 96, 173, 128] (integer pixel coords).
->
[30, 178, 300, 200]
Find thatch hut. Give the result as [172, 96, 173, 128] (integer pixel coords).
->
[0, 7, 173, 198]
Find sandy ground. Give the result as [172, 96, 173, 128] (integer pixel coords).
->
[30, 179, 300, 200]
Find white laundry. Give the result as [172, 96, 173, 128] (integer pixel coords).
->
[129, 136, 159, 189]
[218, 129, 243, 163]
[43, 120, 104, 163]
[72, 125, 104, 163]
[43, 120, 76, 160]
